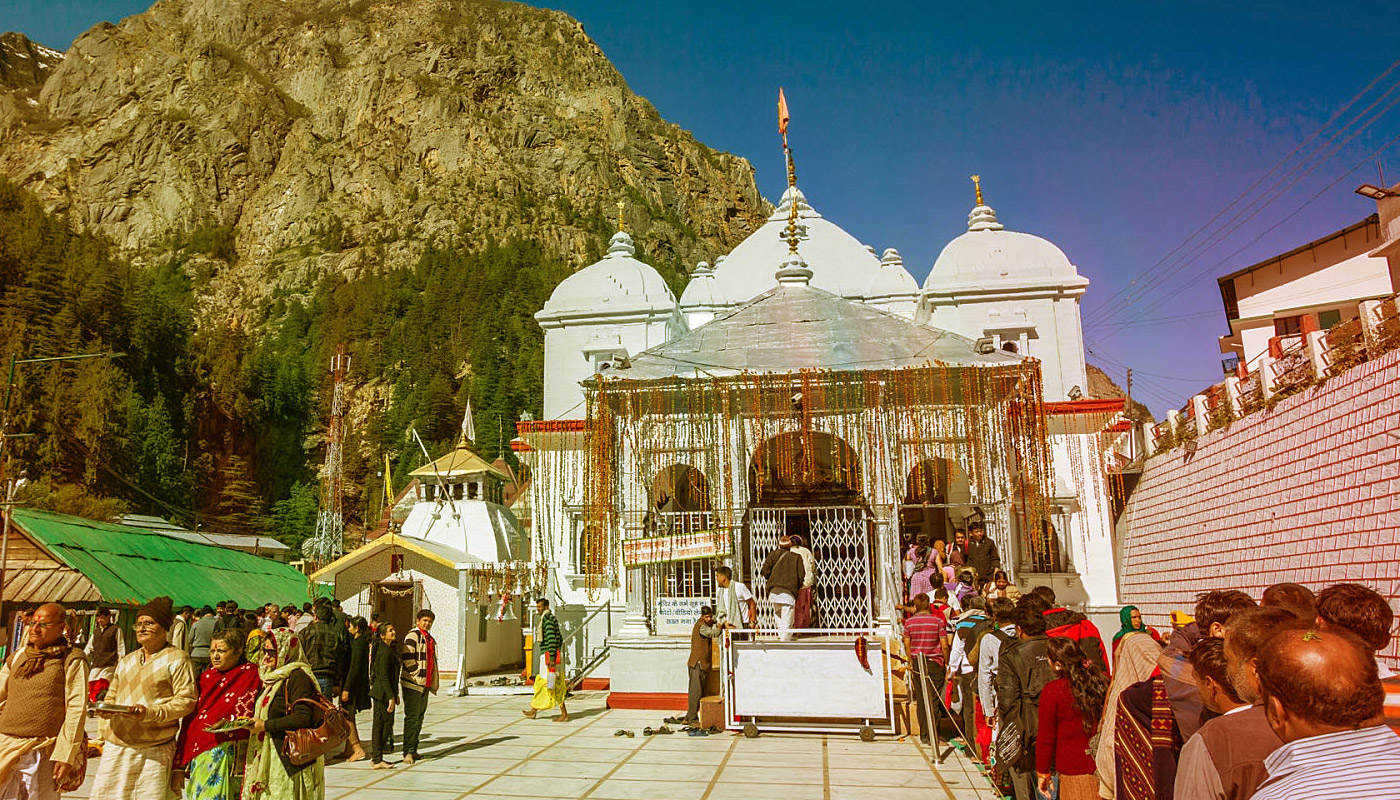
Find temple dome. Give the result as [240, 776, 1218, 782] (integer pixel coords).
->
[925, 203, 1079, 289]
[539, 231, 677, 320]
[679, 260, 727, 309]
[709, 186, 882, 304]
[865, 248, 919, 298]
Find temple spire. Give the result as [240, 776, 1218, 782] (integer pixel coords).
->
[616, 199, 626, 233]
[779, 88, 800, 256]
[971, 174, 983, 206]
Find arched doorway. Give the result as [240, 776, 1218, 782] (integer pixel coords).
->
[743, 431, 873, 630]
[898, 458, 973, 551]
[648, 464, 716, 601]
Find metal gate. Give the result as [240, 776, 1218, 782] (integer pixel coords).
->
[744, 506, 872, 630]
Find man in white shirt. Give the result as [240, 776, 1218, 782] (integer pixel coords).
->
[976, 597, 1017, 730]
[1250, 627, 1400, 800]
[713, 566, 756, 636]
[789, 534, 817, 629]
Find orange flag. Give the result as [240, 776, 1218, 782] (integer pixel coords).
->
[778, 87, 790, 137]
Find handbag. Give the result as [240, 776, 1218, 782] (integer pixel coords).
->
[281, 681, 350, 766]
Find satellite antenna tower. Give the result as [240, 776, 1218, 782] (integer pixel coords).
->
[309, 344, 350, 566]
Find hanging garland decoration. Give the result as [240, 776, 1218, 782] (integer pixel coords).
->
[578, 358, 1056, 594]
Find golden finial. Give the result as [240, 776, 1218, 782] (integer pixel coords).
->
[782, 149, 801, 255]
[971, 174, 983, 206]
[616, 200, 626, 232]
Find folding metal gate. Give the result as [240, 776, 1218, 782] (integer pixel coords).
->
[744, 506, 873, 630]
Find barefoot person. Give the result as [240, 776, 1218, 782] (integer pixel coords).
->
[523, 599, 568, 722]
[399, 610, 438, 763]
[91, 596, 198, 799]
[0, 602, 89, 799]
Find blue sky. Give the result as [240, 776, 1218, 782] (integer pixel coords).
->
[6, 1, 1400, 414]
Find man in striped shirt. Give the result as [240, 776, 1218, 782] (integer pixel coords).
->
[903, 593, 950, 747]
[1313, 583, 1399, 735]
[1251, 627, 1400, 800]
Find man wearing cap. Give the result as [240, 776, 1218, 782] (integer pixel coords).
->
[0, 602, 89, 799]
[760, 535, 805, 642]
[90, 596, 197, 799]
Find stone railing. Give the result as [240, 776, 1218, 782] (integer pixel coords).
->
[1149, 294, 1400, 454]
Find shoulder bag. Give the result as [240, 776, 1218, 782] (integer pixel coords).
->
[282, 680, 350, 766]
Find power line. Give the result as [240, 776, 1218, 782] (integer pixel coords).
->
[1082, 59, 1400, 328]
[1111, 124, 1400, 323]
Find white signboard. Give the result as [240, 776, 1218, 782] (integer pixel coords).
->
[731, 638, 887, 719]
[654, 596, 709, 636]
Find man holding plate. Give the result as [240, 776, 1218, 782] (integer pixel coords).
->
[90, 596, 198, 799]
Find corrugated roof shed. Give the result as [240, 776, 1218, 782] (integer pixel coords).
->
[8, 508, 315, 608]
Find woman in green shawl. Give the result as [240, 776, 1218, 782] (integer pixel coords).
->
[1110, 605, 1162, 659]
[242, 628, 325, 800]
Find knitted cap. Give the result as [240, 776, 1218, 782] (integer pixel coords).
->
[136, 595, 175, 630]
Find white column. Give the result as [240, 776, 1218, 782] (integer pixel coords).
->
[1258, 354, 1275, 400]
[1305, 330, 1328, 379]
[1190, 394, 1209, 433]
[1224, 376, 1242, 417]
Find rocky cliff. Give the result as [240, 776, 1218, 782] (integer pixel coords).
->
[0, 0, 769, 324]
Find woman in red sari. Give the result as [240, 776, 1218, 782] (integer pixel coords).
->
[172, 628, 261, 799]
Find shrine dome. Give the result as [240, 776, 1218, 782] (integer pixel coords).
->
[865, 248, 919, 298]
[538, 231, 677, 320]
[679, 260, 727, 308]
[925, 202, 1079, 289]
[709, 186, 882, 304]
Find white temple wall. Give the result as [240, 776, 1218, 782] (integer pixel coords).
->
[919, 288, 1088, 401]
[540, 314, 682, 420]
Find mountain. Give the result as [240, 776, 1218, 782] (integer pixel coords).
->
[0, 0, 768, 320]
[0, 0, 769, 542]
[0, 33, 62, 93]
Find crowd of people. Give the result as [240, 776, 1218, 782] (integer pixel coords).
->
[0, 595, 442, 799]
[898, 576, 1400, 800]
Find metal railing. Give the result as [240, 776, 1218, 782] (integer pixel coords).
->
[1150, 294, 1400, 455]
[560, 600, 612, 689]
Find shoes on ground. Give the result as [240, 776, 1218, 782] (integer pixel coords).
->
[614, 729, 630, 737]
[663, 716, 685, 724]
[642, 727, 654, 736]
[655, 726, 673, 734]
[687, 728, 709, 737]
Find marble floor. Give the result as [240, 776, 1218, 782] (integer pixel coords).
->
[71, 692, 1001, 800]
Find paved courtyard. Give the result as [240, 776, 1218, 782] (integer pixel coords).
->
[70, 691, 999, 799]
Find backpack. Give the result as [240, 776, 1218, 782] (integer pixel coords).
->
[958, 617, 995, 670]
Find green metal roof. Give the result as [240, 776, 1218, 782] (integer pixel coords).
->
[13, 508, 319, 608]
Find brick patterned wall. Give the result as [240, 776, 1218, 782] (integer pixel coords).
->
[1121, 349, 1400, 667]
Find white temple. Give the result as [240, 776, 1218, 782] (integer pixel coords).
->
[515, 176, 1126, 706]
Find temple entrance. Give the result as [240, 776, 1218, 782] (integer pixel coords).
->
[898, 458, 973, 549]
[742, 432, 873, 630]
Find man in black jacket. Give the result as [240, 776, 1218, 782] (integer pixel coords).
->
[760, 535, 805, 641]
[301, 605, 347, 698]
[995, 594, 1053, 800]
[964, 520, 1000, 583]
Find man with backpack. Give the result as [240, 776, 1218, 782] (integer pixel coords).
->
[947, 597, 992, 751]
[995, 594, 1054, 800]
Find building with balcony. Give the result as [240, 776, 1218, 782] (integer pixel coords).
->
[1217, 214, 1394, 371]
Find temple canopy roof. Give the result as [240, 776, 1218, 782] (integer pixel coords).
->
[603, 283, 1020, 382]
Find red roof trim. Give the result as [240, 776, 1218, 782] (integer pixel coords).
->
[515, 419, 587, 433]
[1044, 398, 1126, 415]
